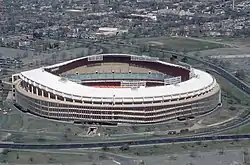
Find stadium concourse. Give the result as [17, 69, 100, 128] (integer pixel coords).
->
[11, 54, 221, 125]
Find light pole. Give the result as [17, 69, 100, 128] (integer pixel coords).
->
[0, 81, 4, 108]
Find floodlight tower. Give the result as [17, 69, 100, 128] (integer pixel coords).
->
[0, 0, 2, 17]
[0, 0, 6, 22]
[0, 0, 3, 37]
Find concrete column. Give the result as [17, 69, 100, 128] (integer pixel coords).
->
[36, 88, 38, 96]
[218, 89, 222, 104]
[48, 92, 50, 99]
[41, 90, 44, 97]
[113, 95, 115, 105]
[31, 86, 34, 94]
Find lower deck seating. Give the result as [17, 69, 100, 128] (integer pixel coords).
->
[66, 73, 170, 81]
[92, 86, 128, 88]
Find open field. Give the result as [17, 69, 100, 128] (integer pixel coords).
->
[0, 149, 108, 164]
[212, 72, 250, 104]
[134, 36, 227, 52]
[215, 57, 250, 86]
[103, 139, 250, 157]
[1, 113, 24, 130]
[227, 123, 250, 134]
[204, 37, 250, 47]
[142, 150, 243, 165]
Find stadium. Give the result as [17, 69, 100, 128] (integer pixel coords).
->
[12, 54, 221, 125]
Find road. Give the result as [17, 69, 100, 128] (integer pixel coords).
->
[172, 36, 239, 48]
[210, 54, 250, 59]
[1, 133, 250, 149]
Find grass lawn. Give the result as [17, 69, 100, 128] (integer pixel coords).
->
[2, 114, 23, 130]
[211, 72, 250, 134]
[204, 37, 250, 47]
[134, 37, 226, 52]
[0, 150, 97, 164]
[212, 72, 250, 105]
[102, 139, 250, 156]
[227, 124, 250, 134]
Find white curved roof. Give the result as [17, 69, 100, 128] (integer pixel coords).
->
[19, 54, 217, 100]
[46, 54, 184, 69]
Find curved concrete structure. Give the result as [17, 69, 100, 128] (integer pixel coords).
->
[12, 54, 221, 124]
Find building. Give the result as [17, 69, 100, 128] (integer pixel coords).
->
[96, 27, 128, 36]
[12, 54, 221, 125]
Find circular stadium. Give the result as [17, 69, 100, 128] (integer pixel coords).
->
[12, 54, 221, 125]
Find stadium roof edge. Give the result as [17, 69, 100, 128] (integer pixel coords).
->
[19, 54, 217, 99]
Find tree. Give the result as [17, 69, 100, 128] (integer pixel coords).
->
[229, 106, 236, 111]
[2, 149, 10, 155]
[22, 51, 28, 58]
[219, 61, 227, 68]
[235, 69, 245, 80]
[212, 58, 218, 64]
[101, 146, 109, 151]
[120, 144, 129, 151]
[37, 138, 46, 142]
[218, 149, 224, 155]
[169, 155, 177, 160]
[243, 148, 249, 156]
[66, 127, 71, 132]
[195, 141, 202, 146]
[189, 151, 198, 158]
[29, 157, 33, 162]
[181, 57, 188, 63]
[170, 57, 175, 62]
[138, 160, 146, 165]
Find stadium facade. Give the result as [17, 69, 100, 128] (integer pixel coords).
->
[12, 54, 221, 125]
